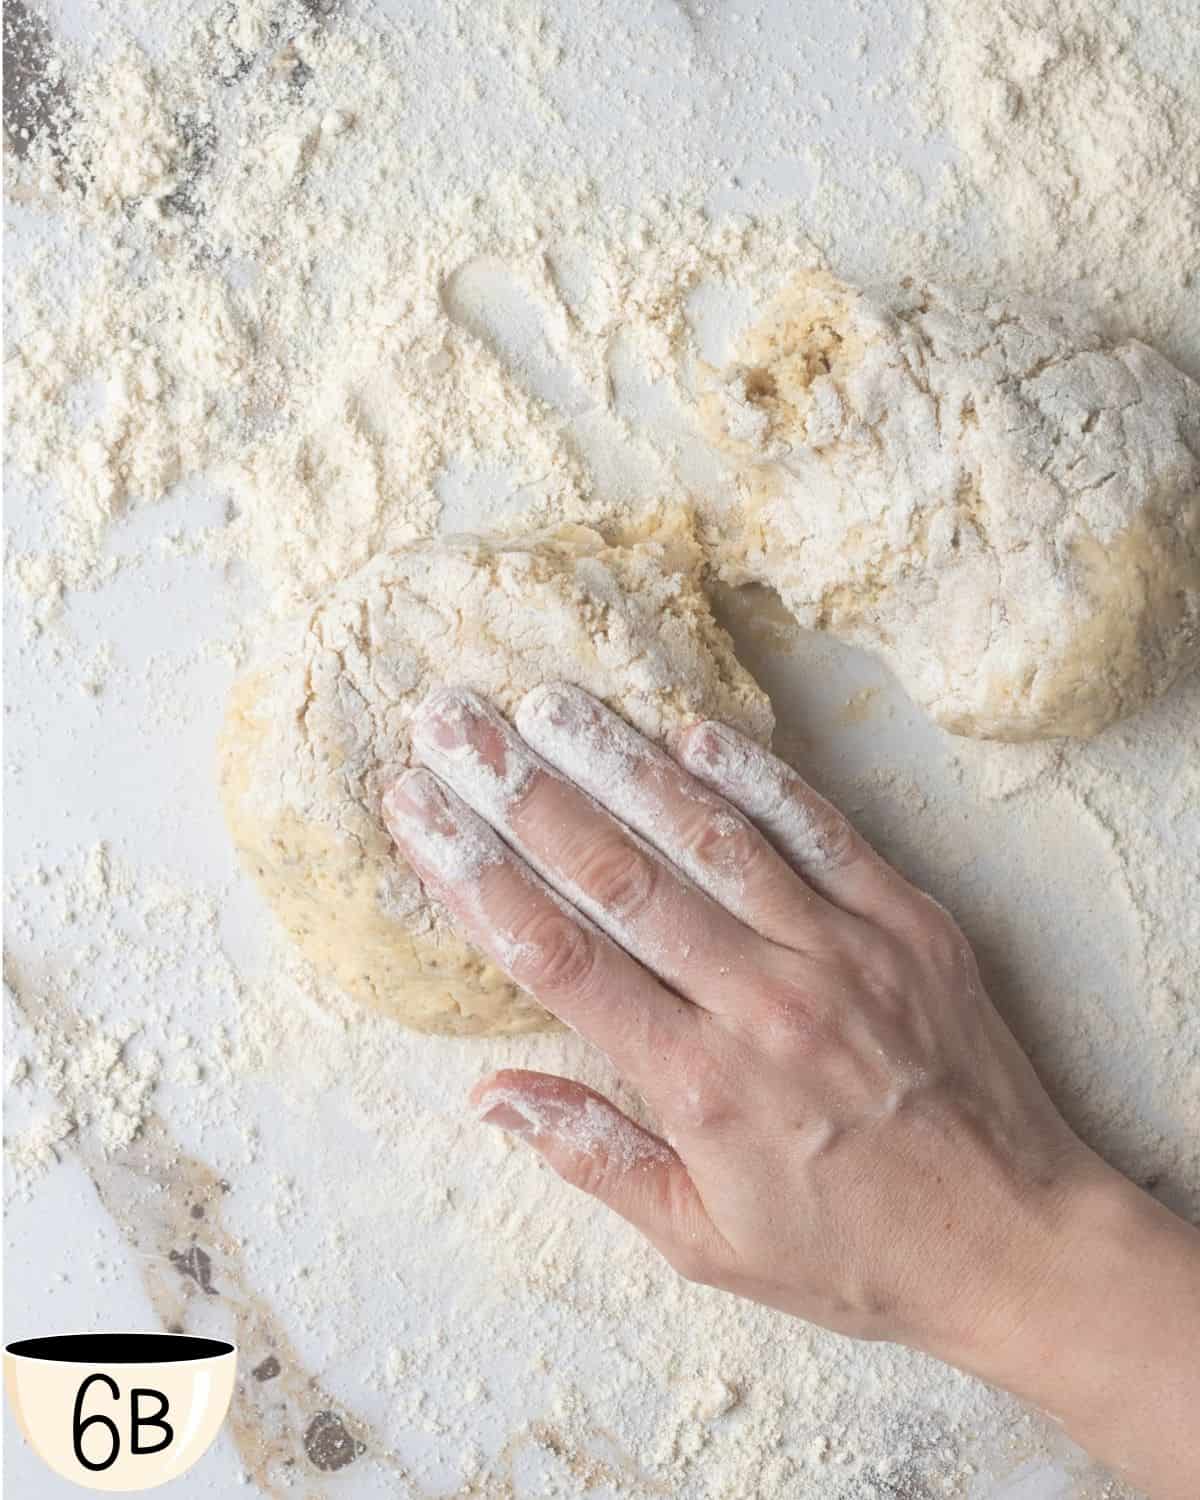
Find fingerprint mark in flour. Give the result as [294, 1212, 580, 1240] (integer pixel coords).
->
[442, 256, 591, 415]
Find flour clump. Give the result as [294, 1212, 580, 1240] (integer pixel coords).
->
[707, 272, 1200, 739]
[219, 526, 773, 1035]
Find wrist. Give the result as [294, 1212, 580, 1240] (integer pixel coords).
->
[903, 1147, 1111, 1379]
[944, 1161, 1200, 1498]
[954, 1159, 1146, 1388]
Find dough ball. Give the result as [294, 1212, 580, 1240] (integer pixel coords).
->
[220, 526, 774, 1035]
[705, 271, 1200, 740]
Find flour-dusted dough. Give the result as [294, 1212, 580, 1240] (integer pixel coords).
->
[220, 526, 774, 1035]
[706, 272, 1200, 740]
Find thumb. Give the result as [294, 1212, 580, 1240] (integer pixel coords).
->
[471, 1069, 717, 1270]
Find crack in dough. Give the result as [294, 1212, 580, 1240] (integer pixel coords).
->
[705, 271, 1200, 740]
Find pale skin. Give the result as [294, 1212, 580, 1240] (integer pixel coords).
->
[382, 683, 1200, 1499]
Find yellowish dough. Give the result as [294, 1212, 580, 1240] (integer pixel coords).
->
[219, 526, 773, 1035]
[706, 272, 1200, 740]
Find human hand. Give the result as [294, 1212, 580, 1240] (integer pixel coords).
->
[383, 684, 1200, 1497]
[382, 682, 1094, 1350]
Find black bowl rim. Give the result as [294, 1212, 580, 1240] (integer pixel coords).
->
[6, 1334, 236, 1364]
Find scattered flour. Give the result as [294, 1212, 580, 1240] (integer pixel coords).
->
[4, 843, 238, 1200]
[219, 527, 771, 1034]
[4, 0, 1199, 1496]
[915, 0, 1200, 380]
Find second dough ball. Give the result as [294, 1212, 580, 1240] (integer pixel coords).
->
[220, 526, 773, 1035]
[706, 272, 1200, 740]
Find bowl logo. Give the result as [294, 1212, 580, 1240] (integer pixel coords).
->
[5, 1333, 236, 1491]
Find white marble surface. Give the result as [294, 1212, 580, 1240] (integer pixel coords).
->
[6, 1, 1194, 1495]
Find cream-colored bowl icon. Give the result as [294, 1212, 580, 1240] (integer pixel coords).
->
[5, 1333, 236, 1491]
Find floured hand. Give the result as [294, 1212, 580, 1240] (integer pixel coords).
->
[383, 684, 1200, 1500]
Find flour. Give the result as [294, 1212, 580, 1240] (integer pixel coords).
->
[5, 0, 1200, 1496]
[382, 770, 509, 892]
[409, 689, 545, 834]
[916, 0, 1200, 381]
[4, 844, 241, 1201]
[515, 682, 789, 914]
[476, 1082, 675, 1172]
[4, 2, 821, 617]
[706, 270, 1200, 739]
[69, 52, 188, 211]
[219, 526, 772, 1035]
[17, 1017, 159, 1162]
[8, 1, 1197, 612]
[409, 685, 755, 977]
[676, 720, 836, 873]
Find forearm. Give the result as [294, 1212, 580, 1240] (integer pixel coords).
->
[961, 1169, 1200, 1499]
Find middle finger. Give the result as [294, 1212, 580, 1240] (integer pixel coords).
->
[516, 683, 853, 949]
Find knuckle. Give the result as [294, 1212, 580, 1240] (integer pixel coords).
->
[928, 917, 975, 981]
[898, 895, 969, 971]
[515, 910, 598, 993]
[575, 837, 659, 922]
[557, 1146, 609, 1197]
[755, 979, 836, 1055]
[863, 956, 911, 1020]
[772, 780, 862, 874]
[815, 930, 911, 1019]
[686, 806, 760, 881]
[673, 1051, 737, 1133]
[807, 801, 859, 869]
[685, 1085, 730, 1132]
[731, 952, 843, 1055]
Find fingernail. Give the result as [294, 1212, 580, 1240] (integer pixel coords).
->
[676, 721, 734, 773]
[516, 683, 603, 747]
[665, 725, 692, 757]
[413, 687, 535, 821]
[518, 681, 580, 731]
[381, 768, 455, 842]
[411, 685, 486, 752]
[477, 1097, 540, 1137]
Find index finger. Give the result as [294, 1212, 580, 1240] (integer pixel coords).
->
[382, 768, 704, 1108]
